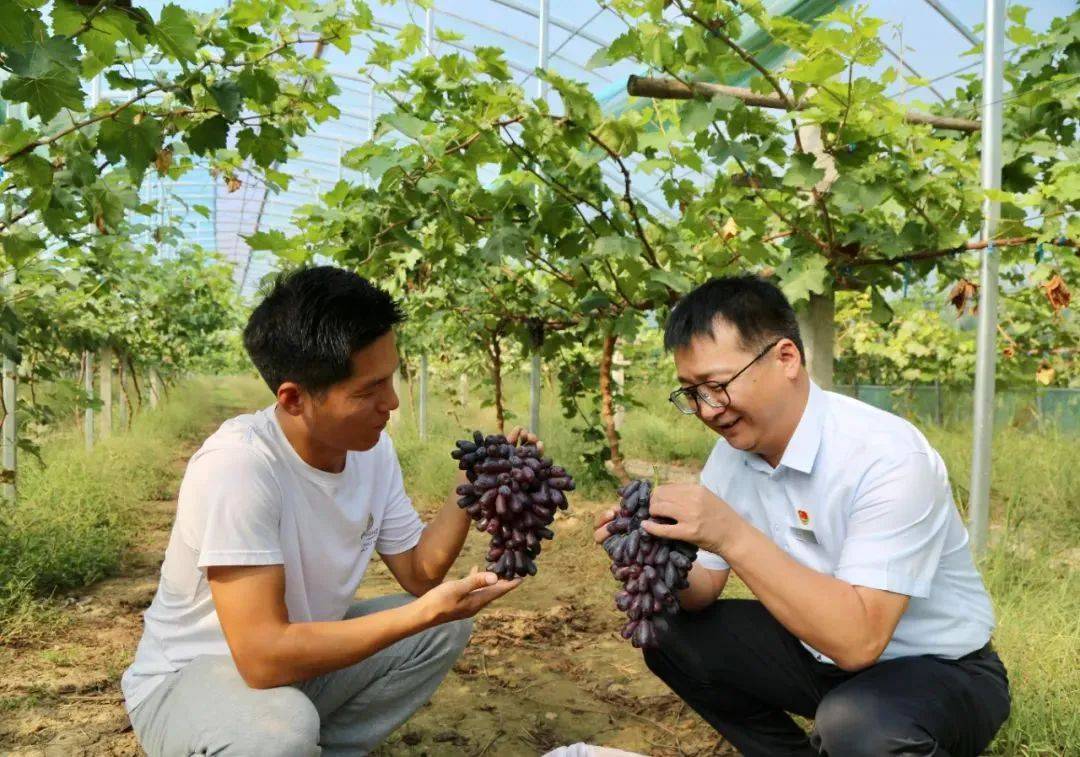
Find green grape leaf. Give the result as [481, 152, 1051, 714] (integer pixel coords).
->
[183, 115, 229, 156]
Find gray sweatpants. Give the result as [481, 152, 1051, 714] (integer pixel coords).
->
[128, 594, 472, 756]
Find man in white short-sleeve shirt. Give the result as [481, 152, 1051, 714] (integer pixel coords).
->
[594, 276, 1010, 757]
[122, 267, 524, 756]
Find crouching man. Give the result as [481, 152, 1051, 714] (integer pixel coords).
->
[595, 276, 1010, 756]
[122, 266, 522, 755]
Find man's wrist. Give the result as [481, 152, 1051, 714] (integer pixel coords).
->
[718, 515, 755, 565]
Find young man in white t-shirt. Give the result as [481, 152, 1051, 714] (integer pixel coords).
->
[594, 276, 1010, 756]
[122, 266, 523, 755]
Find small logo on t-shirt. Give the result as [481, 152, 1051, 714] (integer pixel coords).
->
[359, 513, 379, 552]
[797, 509, 810, 525]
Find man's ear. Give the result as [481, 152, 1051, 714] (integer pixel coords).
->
[276, 381, 304, 416]
[778, 339, 803, 378]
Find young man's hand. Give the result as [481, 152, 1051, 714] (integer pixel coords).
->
[417, 571, 521, 626]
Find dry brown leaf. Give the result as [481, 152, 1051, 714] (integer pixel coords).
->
[1036, 361, 1056, 386]
[948, 278, 979, 316]
[721, 217, 739, 241]
[1041, 274, 1071, 313]
[155, 147, 173, 174]
[94, 213, 107, 234]
[1002, 344, 1015, 359]
[225, 175, 242, 193]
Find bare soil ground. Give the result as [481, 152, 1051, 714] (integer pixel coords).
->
[0, 447, 731, 756]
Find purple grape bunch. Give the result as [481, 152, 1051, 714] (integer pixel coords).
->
[451, 431, 575, 580]
[603, 479, 698, 648]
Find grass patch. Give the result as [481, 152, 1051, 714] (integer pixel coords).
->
[0, 375, 266, 642]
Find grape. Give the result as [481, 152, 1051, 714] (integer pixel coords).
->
[603, 479, 698, 649]
[451, 432, 574, 580]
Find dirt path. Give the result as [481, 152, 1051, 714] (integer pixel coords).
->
[0, 439, 729, 756]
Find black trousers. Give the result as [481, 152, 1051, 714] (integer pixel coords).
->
[643, 599, 1010, 757]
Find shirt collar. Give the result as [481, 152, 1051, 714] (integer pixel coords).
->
[776, 381, 826, 474]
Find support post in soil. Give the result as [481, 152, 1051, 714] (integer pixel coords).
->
[935, 380, 944, 426]
[796, 288, 835, 390]
[419, 353, 429, 441]
[118, 359, 129, 430]
[968, 0, 1006, 559]
[2, 268, 16, 502]
[99, 347, 113, 438]
[528, 320, 544, 437]
[84, 351, 95, 450]
[458, 373, 469, 409]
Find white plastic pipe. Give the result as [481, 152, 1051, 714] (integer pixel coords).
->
[968, 0, 1006, 558]
[84, 351, 95, 450]
[99, 347, 113, 438]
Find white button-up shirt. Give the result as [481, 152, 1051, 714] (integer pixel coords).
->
[696, 382, 995, 664]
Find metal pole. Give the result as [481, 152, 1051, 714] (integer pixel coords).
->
[968, 0, 1006, 559]
[935, 379, 944, 426]
[2, 269, 15, 502]
[528, 1, 550, 435]
[537, 0, 550, 101]
[530, 352, 541, 434]
[336, 139, 344, 182]
[424, 7, 435, 54]
[922, 0, 980, 46]
[367, 88, 375, 141]
[418, 353, 429, 440]
[84, 351, 95, 450]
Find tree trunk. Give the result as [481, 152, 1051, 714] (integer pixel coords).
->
[797, 288, 835, 389]
[127, 356, 143, 412]
[600, 331, 628, 482]
[118, 356, 131, 427]
[489, 333, 505, 434]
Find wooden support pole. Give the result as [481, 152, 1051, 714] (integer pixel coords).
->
[626, 76, 982, 133]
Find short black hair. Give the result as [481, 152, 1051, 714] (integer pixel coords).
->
[663, 275, 805, 363]
[243, 266, 405, 394]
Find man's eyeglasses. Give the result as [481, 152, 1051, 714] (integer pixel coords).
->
[668, 339, 782, 415]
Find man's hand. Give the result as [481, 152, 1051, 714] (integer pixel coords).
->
[505, 425, 543, 454]
[593, 506, 618, 545]
[417, 571, 521, 626]
[639, 484, 747, 556]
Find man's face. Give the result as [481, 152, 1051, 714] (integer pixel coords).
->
[672, 320, 788, 454]
[303, 331, 400, 453]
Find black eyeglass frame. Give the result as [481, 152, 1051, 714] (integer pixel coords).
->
[668, 338, 783, 415]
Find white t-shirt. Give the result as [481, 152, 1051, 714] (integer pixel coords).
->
[695, 382, 995, 663]
[121, 406, 425, 712]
